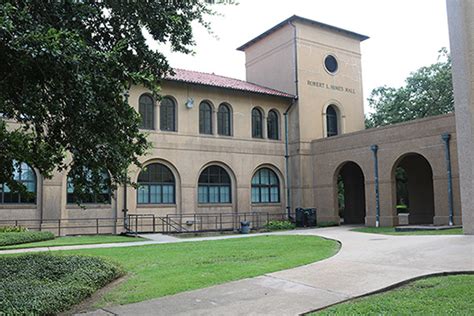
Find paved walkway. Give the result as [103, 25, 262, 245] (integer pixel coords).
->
[77, 227, 474, 316]
[2, 227, 472, 315]
[0, 232, 270, 255]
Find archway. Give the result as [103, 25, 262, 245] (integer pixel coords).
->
[336, 162, 366, 224]
[393, 153, 435, 225]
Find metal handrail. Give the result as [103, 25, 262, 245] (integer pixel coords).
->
[0, 212, 287, 236]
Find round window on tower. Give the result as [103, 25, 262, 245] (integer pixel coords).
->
[324, 55, 338, 74]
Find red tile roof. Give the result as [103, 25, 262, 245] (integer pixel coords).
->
[165, 68, 295, 99]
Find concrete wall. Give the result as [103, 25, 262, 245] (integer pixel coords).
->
[447, 0, 474, 234]
[244, 24, 296, 96]
[0, 82, 291, 235]
[295, 20, 365, 142]
[311, 114, 461, 227]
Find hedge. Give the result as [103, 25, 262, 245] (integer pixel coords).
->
[0, 254, 123, 314]
[0, 231, 55, 247]
[265, 220, 296, 231]
[0, 226, 28, 233]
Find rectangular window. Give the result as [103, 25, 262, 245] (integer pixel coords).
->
[218, 112, 230, 136]
[220, 186, 230, 203]
[160, 105, 175, 131]
[261, 188, 270, 203]
[162, 185, 174, 204]
[200, 108, 212, 134]
[251, 187, 259, 203]
[198, 186, 208, 203]
[137, 186, 149, 204]
[146, 104, 153, 129]
[209, 186, 219, 203]
[150, 185, 161, 204]
[198, 185, 231, 204]
[270, 187, 279, 203]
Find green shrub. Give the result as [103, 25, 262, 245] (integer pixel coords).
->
[0, 254, 123, 314]
[0, 226, 28, 233]
[265, 220, 295, 231]
[0, 231, 55, 247]
[396, 204, 409, 214]
[317, 221, 339, 228]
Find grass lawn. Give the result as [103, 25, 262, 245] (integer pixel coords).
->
[0, 234, 147, 250]
[313, 274, 474, 315]
[58, 235, 339, 308]
[352, 227, 463, 235]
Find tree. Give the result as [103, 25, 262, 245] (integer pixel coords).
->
[366, 48, 453, 128]
[0, 1, 218, 201]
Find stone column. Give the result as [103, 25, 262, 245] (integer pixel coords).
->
[446, 0, 474, 234]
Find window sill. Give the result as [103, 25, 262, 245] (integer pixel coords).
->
[199, 134, 236, 140]
[136, 204, 177, 208]
[251, 203, 282, 206]
[251, 137, 282, 143]
[159, 130, 177, 134]
[198, 203, 232, 207]
[66, 204, 112, 209]
[0, 204, 37, 209]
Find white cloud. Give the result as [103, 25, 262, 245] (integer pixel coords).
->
[147, 0, 449, 114]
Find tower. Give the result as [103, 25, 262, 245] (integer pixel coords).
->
[238, 15, 368, 209]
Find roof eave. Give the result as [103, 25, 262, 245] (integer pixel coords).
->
[163, 78, 296, 99]
[237, 15, 369, 51]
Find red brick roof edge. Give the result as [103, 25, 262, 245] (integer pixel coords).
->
[165, 68, 295, 99]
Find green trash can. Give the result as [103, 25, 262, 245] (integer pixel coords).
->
[240, 221, 251, 234]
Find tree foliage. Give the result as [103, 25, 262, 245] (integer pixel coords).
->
[0, 1, 216, 200]
[366, 48, 453, 128]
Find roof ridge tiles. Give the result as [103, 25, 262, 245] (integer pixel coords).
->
[164, 68, 295, 99]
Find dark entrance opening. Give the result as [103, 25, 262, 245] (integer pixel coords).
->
[393, 153, 435, 225]
[337, 162, 366, 224]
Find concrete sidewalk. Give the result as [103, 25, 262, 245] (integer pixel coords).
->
[81, 227, 474, 316]
[0, 231, 278, 255]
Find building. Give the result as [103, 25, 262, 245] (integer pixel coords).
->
[0, 15, 467, 234]
[447, 0, 474, 234]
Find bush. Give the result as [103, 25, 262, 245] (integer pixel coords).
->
[265, 220, 295, 231]
[0, 254, 123, 314]
[0, 231, 55, 247]
[397, 204, 409, 214]
[317, 221, 339, 228]
[0, 226, 28, 233]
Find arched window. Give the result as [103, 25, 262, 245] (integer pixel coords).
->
[267, 110, 279, 140]
[139, 94, 154, 130]
[252, 108, 263, 138]
[0, 162, 36, 204]
[199, 101, 213, 134]
[137, 163, 175, 204]
[251, 168, 280, 203]
[67, 170, 111, 204]
[198, 166, 231, 203]
[326, 105, 338, 137]
[160, 97, 176, 131]
[217, 103, 231, 136]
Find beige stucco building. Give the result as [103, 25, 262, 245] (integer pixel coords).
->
[447, 0, 474, 234]
[1, 15, 469, 234]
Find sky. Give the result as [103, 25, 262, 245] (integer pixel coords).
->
[148, 0, 450, 113]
